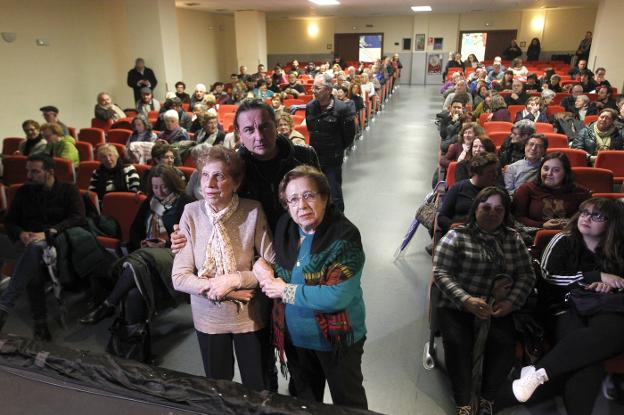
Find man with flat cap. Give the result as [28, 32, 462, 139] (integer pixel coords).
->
[127, 58, 158, 103]
[39, 106, 69, 136]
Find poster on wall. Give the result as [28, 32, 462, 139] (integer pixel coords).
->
[359, 34, 383, 62]
[461, 32, 488, 61]
[427, 53, 442, 75]
[414, 34, 425, 51]
[433, 37, 444, 50]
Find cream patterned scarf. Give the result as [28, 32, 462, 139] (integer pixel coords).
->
[198, 194, 239, 279]
[594, 122, 616, 151]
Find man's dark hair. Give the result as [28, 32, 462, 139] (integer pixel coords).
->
[528, 133, 549, 151]
[234, 99, 276, 131]
[175, 81, 186, 89]
[28, 153, 55, 171]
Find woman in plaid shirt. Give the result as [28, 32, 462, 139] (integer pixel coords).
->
[433, 186, 536, 415]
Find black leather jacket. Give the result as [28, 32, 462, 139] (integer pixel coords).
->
[306, 97, 356, 167]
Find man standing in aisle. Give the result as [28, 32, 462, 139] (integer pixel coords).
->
[306, 73, 356, 212]
[127, 58, 158, 103]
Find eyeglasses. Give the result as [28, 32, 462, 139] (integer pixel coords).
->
[286, 191, 320, 206]
[479, 204, 505, 214]
[579, 210, 608, 222]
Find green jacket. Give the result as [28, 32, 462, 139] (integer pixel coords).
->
[47, 136, 80, 167]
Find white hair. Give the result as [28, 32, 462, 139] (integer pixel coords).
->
[195, 83, 207, 92]
[163, 109, 179, 121]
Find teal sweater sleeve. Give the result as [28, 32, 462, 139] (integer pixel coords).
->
[292, 268, 363, 313]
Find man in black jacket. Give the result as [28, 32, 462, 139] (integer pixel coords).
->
[306, 73, 356, 212]
[127, 58, 158, 103]
[0, 154, 86, 340]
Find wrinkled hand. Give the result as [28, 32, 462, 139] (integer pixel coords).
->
[20, 231, 45, 246]
[600, 272, 624, 290]
[253, 258, 274, 283]
[586, 282, 613, 293]
[170, 225, 187, 254]
[225, 289, 256, 302]
[492, 300, 513, 317]
[464, 297, 491, 320]
[543, 218, 567, 229]
[260, 278, 287, 299]
[201, 274, 239, 301]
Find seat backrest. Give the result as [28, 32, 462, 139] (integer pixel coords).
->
[97, 143, 126, 160]
[446, 162, 457, 188]
[78, 128, 106, 146]
[572, 167, 614, 193]
[91, 118, 113, 131]
[67, 127, 77, 139]
[178, 166, 195, 183]
[75, 141, 94, 162]
[284, 99, 305, 107]
[218, 104, 238, 114]
[483, 121, 513, 134]
[535, 122, 555, 133]
[2, 155, 28, 185]
[53, 157, 75, 183]
[76, 161, 101, 190]
[488, 131, 509, 147]
[80, 189, 100, 215]
[546, 105, 565, 117]
[101, 192, 147, 242]
[294, 125, 309, 144]
[532, 229, 560, 260]
[595, 150, 624, 176]
[2, 137, 25, 155]
[478, 113, 490, 126]
[111, 118, 133, 130]
[6, 183, 23, 208]
[543, 133, 569, 149]
[132, 163, 151, 182]
[546, 148, 587, 167]
[298, 94, 314, 103]
[583, 115, 599, 125]
[591, 192, 624, 200]
[508, 105, 525, 120]
[107, 129, 133, 145]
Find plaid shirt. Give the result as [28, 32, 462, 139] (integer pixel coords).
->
[433, 226, 535, 310]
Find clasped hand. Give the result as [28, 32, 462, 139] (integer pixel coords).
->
[200, 273, 240, 301]
[253, 258, 287, 299]
[464, 297, 513, 319]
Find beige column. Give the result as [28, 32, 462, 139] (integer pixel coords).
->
[234, 10, 268, 71]
[123, 0, 183, 99]
[588, 0, 624, 93]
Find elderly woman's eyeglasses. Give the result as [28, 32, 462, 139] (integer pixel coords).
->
[579, 210, 608, 222]
[286, 191, 319, 206]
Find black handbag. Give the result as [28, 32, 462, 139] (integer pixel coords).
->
[567, 288, 624, 317]
[106, 317, 151, 363]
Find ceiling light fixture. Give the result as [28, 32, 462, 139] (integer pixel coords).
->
[411, 6, 432, 12]
[309, 0, 340, 6]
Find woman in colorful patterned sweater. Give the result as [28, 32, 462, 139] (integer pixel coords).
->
[255, 165, 368, 409]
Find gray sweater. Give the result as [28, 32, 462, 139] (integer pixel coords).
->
[172, 198, 274, 334]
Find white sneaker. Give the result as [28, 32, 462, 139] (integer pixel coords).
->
[512, 365, 549, 402]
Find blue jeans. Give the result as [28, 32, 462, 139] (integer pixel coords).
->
[321, 165, 344, 212]
[0, 240, 49, 320]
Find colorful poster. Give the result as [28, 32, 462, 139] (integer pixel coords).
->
[359, 35, 383, 62]
[427, 54, 442, 74]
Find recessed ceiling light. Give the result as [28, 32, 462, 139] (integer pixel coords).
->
[411, 6, 432, 12]
[309, 0, 340, 6]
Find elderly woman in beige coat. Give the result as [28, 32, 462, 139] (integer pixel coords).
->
[172, 145, 274, 391]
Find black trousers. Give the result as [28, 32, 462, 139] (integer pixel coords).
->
[196, 329, 268, 391]
[106, 266, 146, 324]
[321, 165, 344, 212]
[437, 307, 516, 406]
[536, 309, 624, 415]
[285, 337, 368, 410]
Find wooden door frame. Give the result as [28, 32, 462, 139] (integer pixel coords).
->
[334, 32, 385, 62]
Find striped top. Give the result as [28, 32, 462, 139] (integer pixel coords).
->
[88, 164, 141, 199]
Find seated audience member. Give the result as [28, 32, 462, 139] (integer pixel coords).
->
[189, 103, 207, 135]
[184, 143, 211, 200]
[94, 92, 126, 122]
[203, 93, 218, 115]
[281, 73, 305, 98]
[89, 144, 141, 200]
[553, 112, 585, 144]
[496, 70, 515, 92]
[0, 154, 86, 341]
[485, 56, 506, 72]
[473, 91, 494, 119]
[572, 108, 623, 163]
[440, 122, 485, 172]
[515, 96, 548, 123]
[16, 120, 47, 156]
[524, 73, 542, 93]
[561, 85, 584, 113]
[360, 72, 376, 102]
[253, 79, 273, 100]
[443, 52, 464, 80]
[579, 72, 597, 94]
[271, 94, 286, 119]
[39, 106, 69, 136]
[504, 134, 548, 194]
[288, 59, 301, 76]
[573, 94, 595, 122]
[433, 186, 535, 415]
[41, 122, 79, 167]
[490, 94, 512, 122]
[265, 76, 281, 94]
[211, 82, 231, 105]
[487, 62, 505, 83]
[158, 109, 190, 143]
[473, 84, 489, 107]
[253, 64, 267, 81]
[512, 152, 591, 229]
[437, 153, 501, 239]
[349, 83, 365, 122]
[469, 69, 490, 92]
[504, 80, 529, 106]
[171, 146, 274, 391]
[617, 99, 624, 133]
[498, 119, 536, 167]
[80, 166, 193, 349]
[545, 74, 563, 93]
[438, 99, 467, 150]
[589, 85, 617, 112]
[592, 67, 611, 90]
[277, 113, 306, 147]
[175, 81, 191, 105]
[464, 53, 479, 69]
[136, 87, 161, 117]
[568, 59, 590, 80]
[127, 114, 157, 144]
[155, 97, 192, 132]
[454, 138, 497, 182]
[443, 80, 473, 109]
[513, 198, 624, 415]
[510, 58, 529, 77]
[140, 142, 186, 190]
[305, 61, 318, 76]
[502, 39, 523, 61]
[541, 89, 556, 107]
[190, 83, 208, 108]
[196, 113, 225, 146]
[442, 72, 463, 96]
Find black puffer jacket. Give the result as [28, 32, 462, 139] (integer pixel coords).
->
[306, 97, 356, 167]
